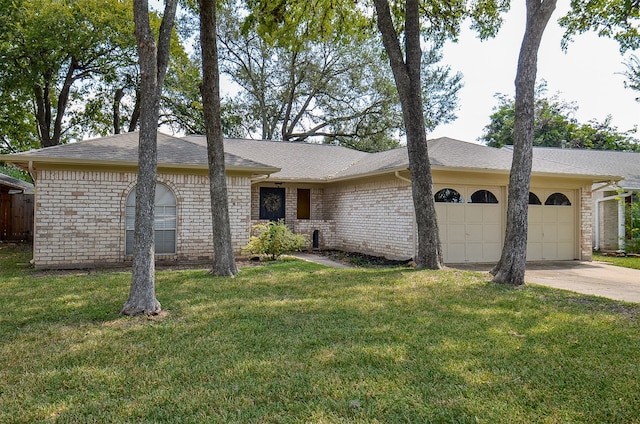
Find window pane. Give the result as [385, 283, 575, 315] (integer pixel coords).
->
[470, 190, 498, 204]
[125, 183, 177, 255]
[155, 230, 176, 254]
[125, 230, 134, 255]
[545, 193, 571, 206]
[434, 188, 463, 203]
[528, 192, 542, 205]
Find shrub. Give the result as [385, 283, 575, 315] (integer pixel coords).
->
[244, 220, 307, 259]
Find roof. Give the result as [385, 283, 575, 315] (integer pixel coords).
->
[0, 172, 34, 193]
[530, 147, 640, 190]
[0, 132, 278, 174]
[0, 132, 623, 183]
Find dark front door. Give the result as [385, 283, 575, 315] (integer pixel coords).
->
[260, 187, 285, 221]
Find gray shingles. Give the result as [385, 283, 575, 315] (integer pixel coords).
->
[1, 132, 626, 183]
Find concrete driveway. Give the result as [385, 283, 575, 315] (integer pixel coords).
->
[453, 261, 640, 303]
[523, 261, 640, 303]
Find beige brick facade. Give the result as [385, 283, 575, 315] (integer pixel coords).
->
[33, 169, 251, 268]
[32, 168, 595, 268]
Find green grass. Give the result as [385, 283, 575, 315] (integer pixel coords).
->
[594, 252, 640, 270]
[1, 244, 640, 423]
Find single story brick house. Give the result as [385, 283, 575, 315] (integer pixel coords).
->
[0, 132, 621, 269]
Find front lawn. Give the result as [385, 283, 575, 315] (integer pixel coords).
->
[1, 244, 639, 423]
[594, 252, 640, 270]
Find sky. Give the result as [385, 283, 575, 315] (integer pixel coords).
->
[429, 2, 640, 144]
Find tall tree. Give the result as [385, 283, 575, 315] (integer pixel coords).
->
[374, 0, 443, 268]
[218, 2, 461, 152]
[0, 0, 137, 148]
[121, 0, 178, 316]
[243, 0, 505, 267]
[198, 0, 238, 276]
[491, 0, 556, 286]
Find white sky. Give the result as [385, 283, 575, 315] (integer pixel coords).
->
[429, 2, 640, 143]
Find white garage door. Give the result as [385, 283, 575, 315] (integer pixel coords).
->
[435, 186, 503, 263]
[527, 190, 575, 260]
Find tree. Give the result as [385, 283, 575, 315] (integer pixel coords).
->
[121, 0, 178, 316]
[218, 2, 461, 152]
[482, 84, 640, 151]
[243, 0, 505, 267]
[0, 0, 137, 148]
[491, 0, 556, 286]
[198, 0, 239, 276]
[622, 54, 640, 102]
[373, 0, 443, 269]
[559, 0, 640, 53]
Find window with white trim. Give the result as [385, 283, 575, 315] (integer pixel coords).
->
[125, 183, 177, 255]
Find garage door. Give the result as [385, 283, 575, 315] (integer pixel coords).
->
[527, 190, 575, 260]
[435, 186, 502, 263]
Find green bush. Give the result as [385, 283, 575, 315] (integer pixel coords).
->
[244, 220, 307, 259]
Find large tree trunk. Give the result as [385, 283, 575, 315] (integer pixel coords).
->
[491, 0, 556, 285]
[374, 0, 442, 269]
[199, 0, 238, 276]
[121, 0, 177, 316]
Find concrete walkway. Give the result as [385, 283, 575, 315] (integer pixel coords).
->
[289, 252, 353, 269]
[291, 253, 640, 304]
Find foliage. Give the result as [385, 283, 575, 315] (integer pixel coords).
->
[244, 220, 307, 259]
[2, 244, 640, 422]
[0, 0, 138, 148]
[594, 251, 640, 269]
[215, 1, 462, 151]
[0, 163, 32, 183]
[481, 82, 640, 151]
[559, 0, 640, 53]
[622, 54, 640, 102]
[624, 194, 640, 253]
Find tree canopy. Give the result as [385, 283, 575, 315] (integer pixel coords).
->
[481, 83, 640, 151]
[0, 0, 137, 148]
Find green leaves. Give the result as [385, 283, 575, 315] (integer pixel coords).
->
[559, 0, 640, 52]
[481, 83, 640, 151]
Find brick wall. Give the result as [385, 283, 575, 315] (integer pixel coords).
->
[323, 177, 415, 260]
[579, 185, 593, 261]
[33, 169, 251, 268]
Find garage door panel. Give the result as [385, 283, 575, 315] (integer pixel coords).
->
[526, 243, 542, 260]
[448, 224, 466, 243]
[483, 224, 501, 243]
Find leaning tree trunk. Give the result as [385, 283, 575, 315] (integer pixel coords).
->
[374, 0, 442, 269]
[491, 0, 556, 285]
[199, 0, 238, 276]
[122, 0, 177, 316]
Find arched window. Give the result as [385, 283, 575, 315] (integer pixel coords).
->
[434, 188, 464, 203]
[469, 189, 498, 204]
[544, 192, 571, 206]
[126, 183, 177, 255]
[528, 192, 542, 205]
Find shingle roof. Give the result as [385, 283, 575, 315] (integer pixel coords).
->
[531, 147, 640, 189]
[1, 132, 278, 173]
[0, 173, 34, 193]
[183, 135, 369, 181]
[0, 132, 624, 183]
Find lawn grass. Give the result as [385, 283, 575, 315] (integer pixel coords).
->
[594, 252, 640, 270]
[1, 244, 640, 423]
